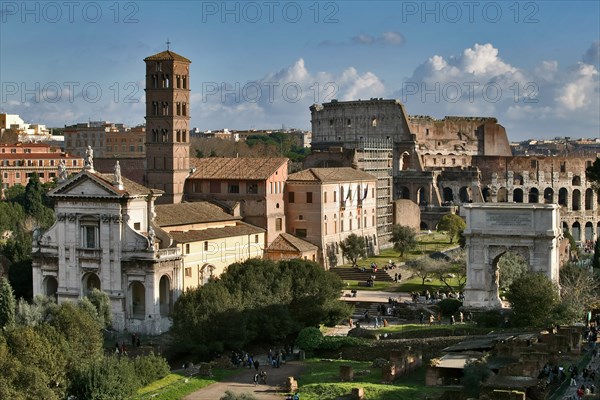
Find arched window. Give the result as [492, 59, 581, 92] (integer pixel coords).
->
[528, 188, 539, 203]
[544, 188, 554, 204]
[513, 188, 524, 203]
[129, 281, 145, 319]
[572, 189, 581, 211]
[159, 275, 172, 317]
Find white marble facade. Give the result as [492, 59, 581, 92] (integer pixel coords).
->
[461, 203, 561, 309]
[32, 169, 182, 334]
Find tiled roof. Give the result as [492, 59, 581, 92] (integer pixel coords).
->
[169, 221, 264, 243]
[94, 172, 155, 196]
[267, 233, 318, 252]
[144, 50, 191, 63]
[287, 167, 376, 183]
[0, 154, 82, 160]
[189, 157, 288, 180]
[155, 201, 239, 227]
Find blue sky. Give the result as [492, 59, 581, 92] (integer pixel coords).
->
[1, 1, 599, 141]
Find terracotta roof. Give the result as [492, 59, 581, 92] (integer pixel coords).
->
[155, 201, 239, 227]
[144, 50, 191, 63]
[267, 233, 318, 252]
[95, 172, 155, 196]
[287, 168, 376, 183]
[169, 221, 264, 243]
[189, 157, 288, 180]
[0, 154, 82, 160]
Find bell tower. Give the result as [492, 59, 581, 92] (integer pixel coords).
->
[144, 47, 191, 204]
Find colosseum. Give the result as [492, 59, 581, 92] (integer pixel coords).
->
[307, 98, 597, 248]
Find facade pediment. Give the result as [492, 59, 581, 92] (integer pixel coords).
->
[51, 172, 121, 198]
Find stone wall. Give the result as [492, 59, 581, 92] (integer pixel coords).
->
[393, 199, 421, 231]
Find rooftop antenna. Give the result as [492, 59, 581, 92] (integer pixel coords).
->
[166, 38, 171, 50]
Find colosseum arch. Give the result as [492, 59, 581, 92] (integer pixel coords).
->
[462, 203, 561, 309]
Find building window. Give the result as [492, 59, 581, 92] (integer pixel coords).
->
[81, 223, 99, 249]
[371, 117, 377, 127]
[296, 228, 307, 238]
[560, 162, 566, 173]
[185, 244, 190, 254]
[275, 218, 282, 231]
[204, 241, 209, 251]
[134, 222, 141, 230]
[288, 192, 295, 203]
[340, 220, 344, 232]
[254, 234, 259, 243]
[306, 192, 312, 203]
[333, 191, 337, 202]
[210, 181, 221, 193]
[299, 215, 304, 220]
[228, 182, 240, 194]
[185, 267, 192, 277]
[347, 118, 352, 127]
[247, 182, 258, 194]
[323, 192, 327, 203]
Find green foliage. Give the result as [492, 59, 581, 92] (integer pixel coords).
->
[586, 157, 600, 194]
[132, 353, 171, 386]
[391, 225, 417, 257]
[437, 299, 462, 316]
[436, 214, 466, 243]
[594, 238, 600, 269]
[506, 272, 560, 327]
[0, 277, 16, 328]
[497, 251, 528, 291]
[340, 233, 367, 267]
[563, 230, 579, 257]
[296, 326, 324, 352]
[0, 201, 25, 234]
[462, 358, 491, 398]
[15, 295, 56, 326]
[171, 259, 352, 357]
[220, 391, 258, 400]
[473, 310, 505, 328]
[86, 288, 113, 328]
[70, 355, 140, 400]
[3, 184, 26, 203]
[8, 260, 33, 300]
[434, 252, 467, 292]
[317, 336, 369, 351]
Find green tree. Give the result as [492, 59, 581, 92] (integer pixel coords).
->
[594, 238, 600, 269]
[171, 259, 351, 356]
[408, 257, 442, 286]
[86, 288, 113, 328]
[437, 214, 466, 243]
[462, 358, 491, 398]
[295, 326, 323, 352]
[497, 252, 528, 291]
[506, 272, 560, 327]
[0, 277, 16, 328]
[391, 225, 417, 257]
[339, 233, 366, 267]
[586, 157, 600, 194]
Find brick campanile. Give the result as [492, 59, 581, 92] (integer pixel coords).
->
[144, 49, 191, 204]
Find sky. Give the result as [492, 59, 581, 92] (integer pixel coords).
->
[0, 0, 599, 141]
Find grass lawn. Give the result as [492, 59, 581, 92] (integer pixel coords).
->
[340, 232, 459, 269]
[132, 369, 239, 400]
[342, 280, 395, 291]
[297, 359, 443, 400]
[394, 276, 459, 293]
[372, 323, 491, 336]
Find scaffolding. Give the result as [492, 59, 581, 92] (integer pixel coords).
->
[357, 138, 394, 247]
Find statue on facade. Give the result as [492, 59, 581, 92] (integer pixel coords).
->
[113, 161, 122, 186]
[84, 146, 94, 170]
[147, 226, 156, 249]
[58, 159, 68, 182]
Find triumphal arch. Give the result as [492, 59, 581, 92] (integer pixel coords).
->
[462, 203, 562, 309]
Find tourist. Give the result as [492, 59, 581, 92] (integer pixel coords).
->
[459, 311, 464, 323]
[253, 373, 259, 386]
[259, 370, 267, 384]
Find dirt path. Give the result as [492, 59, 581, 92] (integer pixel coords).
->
[184, 360, 306, 400]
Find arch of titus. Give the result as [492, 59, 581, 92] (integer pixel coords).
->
[462, 203, 562, 309]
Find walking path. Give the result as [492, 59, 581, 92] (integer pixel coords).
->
[183, 360, 306, 400]
[558, 346, 600, 399]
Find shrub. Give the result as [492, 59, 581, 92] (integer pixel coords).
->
[220, 391, 257, 400]
[69, 356, 139, 400]
[295, 327, 323, 352]
[473, 310, 505, 328]
[317, 336, 369, 350]
[132, 353, 170, 386]
[438, 299, 462, 316]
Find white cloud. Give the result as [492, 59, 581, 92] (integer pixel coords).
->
[398, 42, 600, 140]
[322, 31, 405, 47]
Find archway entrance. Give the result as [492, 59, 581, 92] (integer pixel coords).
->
[462, 203, 561, 309]
[159, 275, 172, 316]
[44, 276, 58, 301]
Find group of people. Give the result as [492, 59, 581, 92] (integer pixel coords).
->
[410, 290, 465, 304]
[418, 311, 472, 325]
